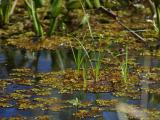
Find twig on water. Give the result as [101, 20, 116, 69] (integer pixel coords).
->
[97, 6, 146, 44]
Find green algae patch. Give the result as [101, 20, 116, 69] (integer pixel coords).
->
[1, 117, 27, 120]
[0, 100, 12, 108]
[6, 36, 72, 51]
[2, 9, 159, 56]
[0, 63, 160, 119]
[73, 107, 103, 119]
[96, 99, 119, 107]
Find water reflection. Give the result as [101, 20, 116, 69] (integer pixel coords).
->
[0, 47, 75, 75]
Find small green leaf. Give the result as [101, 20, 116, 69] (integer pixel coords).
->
[80, 14, 89, 26]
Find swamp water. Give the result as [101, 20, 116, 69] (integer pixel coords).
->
[0, 46, 160, 120]
[1, 2, 160, 119]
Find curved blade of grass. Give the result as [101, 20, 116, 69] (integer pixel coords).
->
[80, 0, 94, 41]
[50, 0, 63, 17]
[155, 6, 160, 36]
[95, 51, 102, 82]
[48, 17, 58, 36]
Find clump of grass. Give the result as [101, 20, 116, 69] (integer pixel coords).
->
[70, 34, 87, 72]
[0, 0, 16, 25]
[72, 48, 85, 72]
[120, 46, 128, 83]
[94, 51, 103, 82]
[25, 0, 44, 37]
[70, 34, 94, 71]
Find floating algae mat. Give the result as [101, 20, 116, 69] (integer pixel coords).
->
[1, 0, 160, 120]
[0, 47, 160, 120]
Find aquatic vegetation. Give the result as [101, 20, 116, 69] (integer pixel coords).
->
[1, 116, 27, 120]
[120, 46, 128, 83]
[31, 87, 52, 96]
[74, 107, 102, 119]
[6, 35, 72, 50]
[153, 0, 160, 36]
[72, 48, 85, 72]
[82, 62, 88, 91]
[1, 1, 160, 119]
[0, 101, 12, 108]
[24, 0, 44, 37]
[80, 2, 94, 41]
[0, 66, 159, 119]
[67, 97, 81, 107]
[48, 0, 63, 36]
[49, 105, 67, 112]
[113, 85, 141, 99]
[93, 51, 103, 82]
[143, 87, 160, 95]
[0, 80, 10, 89]
[96, 99, 119, 107]
[17, 99, 44, 110]
[34, 115, 50, 120]
[0, 0, 16, 25]
[10, 92, 31, 100]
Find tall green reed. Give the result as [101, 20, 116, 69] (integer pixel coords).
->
[94, 51, 102, 82]
[120, 46, 128, 83]
[72, 48, 85, 72]
[25, 0, 44, 37]
[70, 34, 88, 73]
[69, 34, 97, 88]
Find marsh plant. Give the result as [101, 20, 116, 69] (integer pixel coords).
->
[72, 48, 85, 72]
[153, 0, 160, 37]
[25, 0, 44, 37]
[82, 61, 88, 91]
[0, 0, 16, 25]
[48, 0, 101, 36]
[120, 46, 128, 83]
[93, 51, 103, 82]
[0, 0, 104, 37]
[92, 34, 104, 82]
[67, 97, 81, 113]
[80, 0, 94, 40]
[70, 34, 94, 70]
[48, 0, 64, 36]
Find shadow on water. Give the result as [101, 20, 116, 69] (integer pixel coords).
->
[0, 46, 160, 119]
